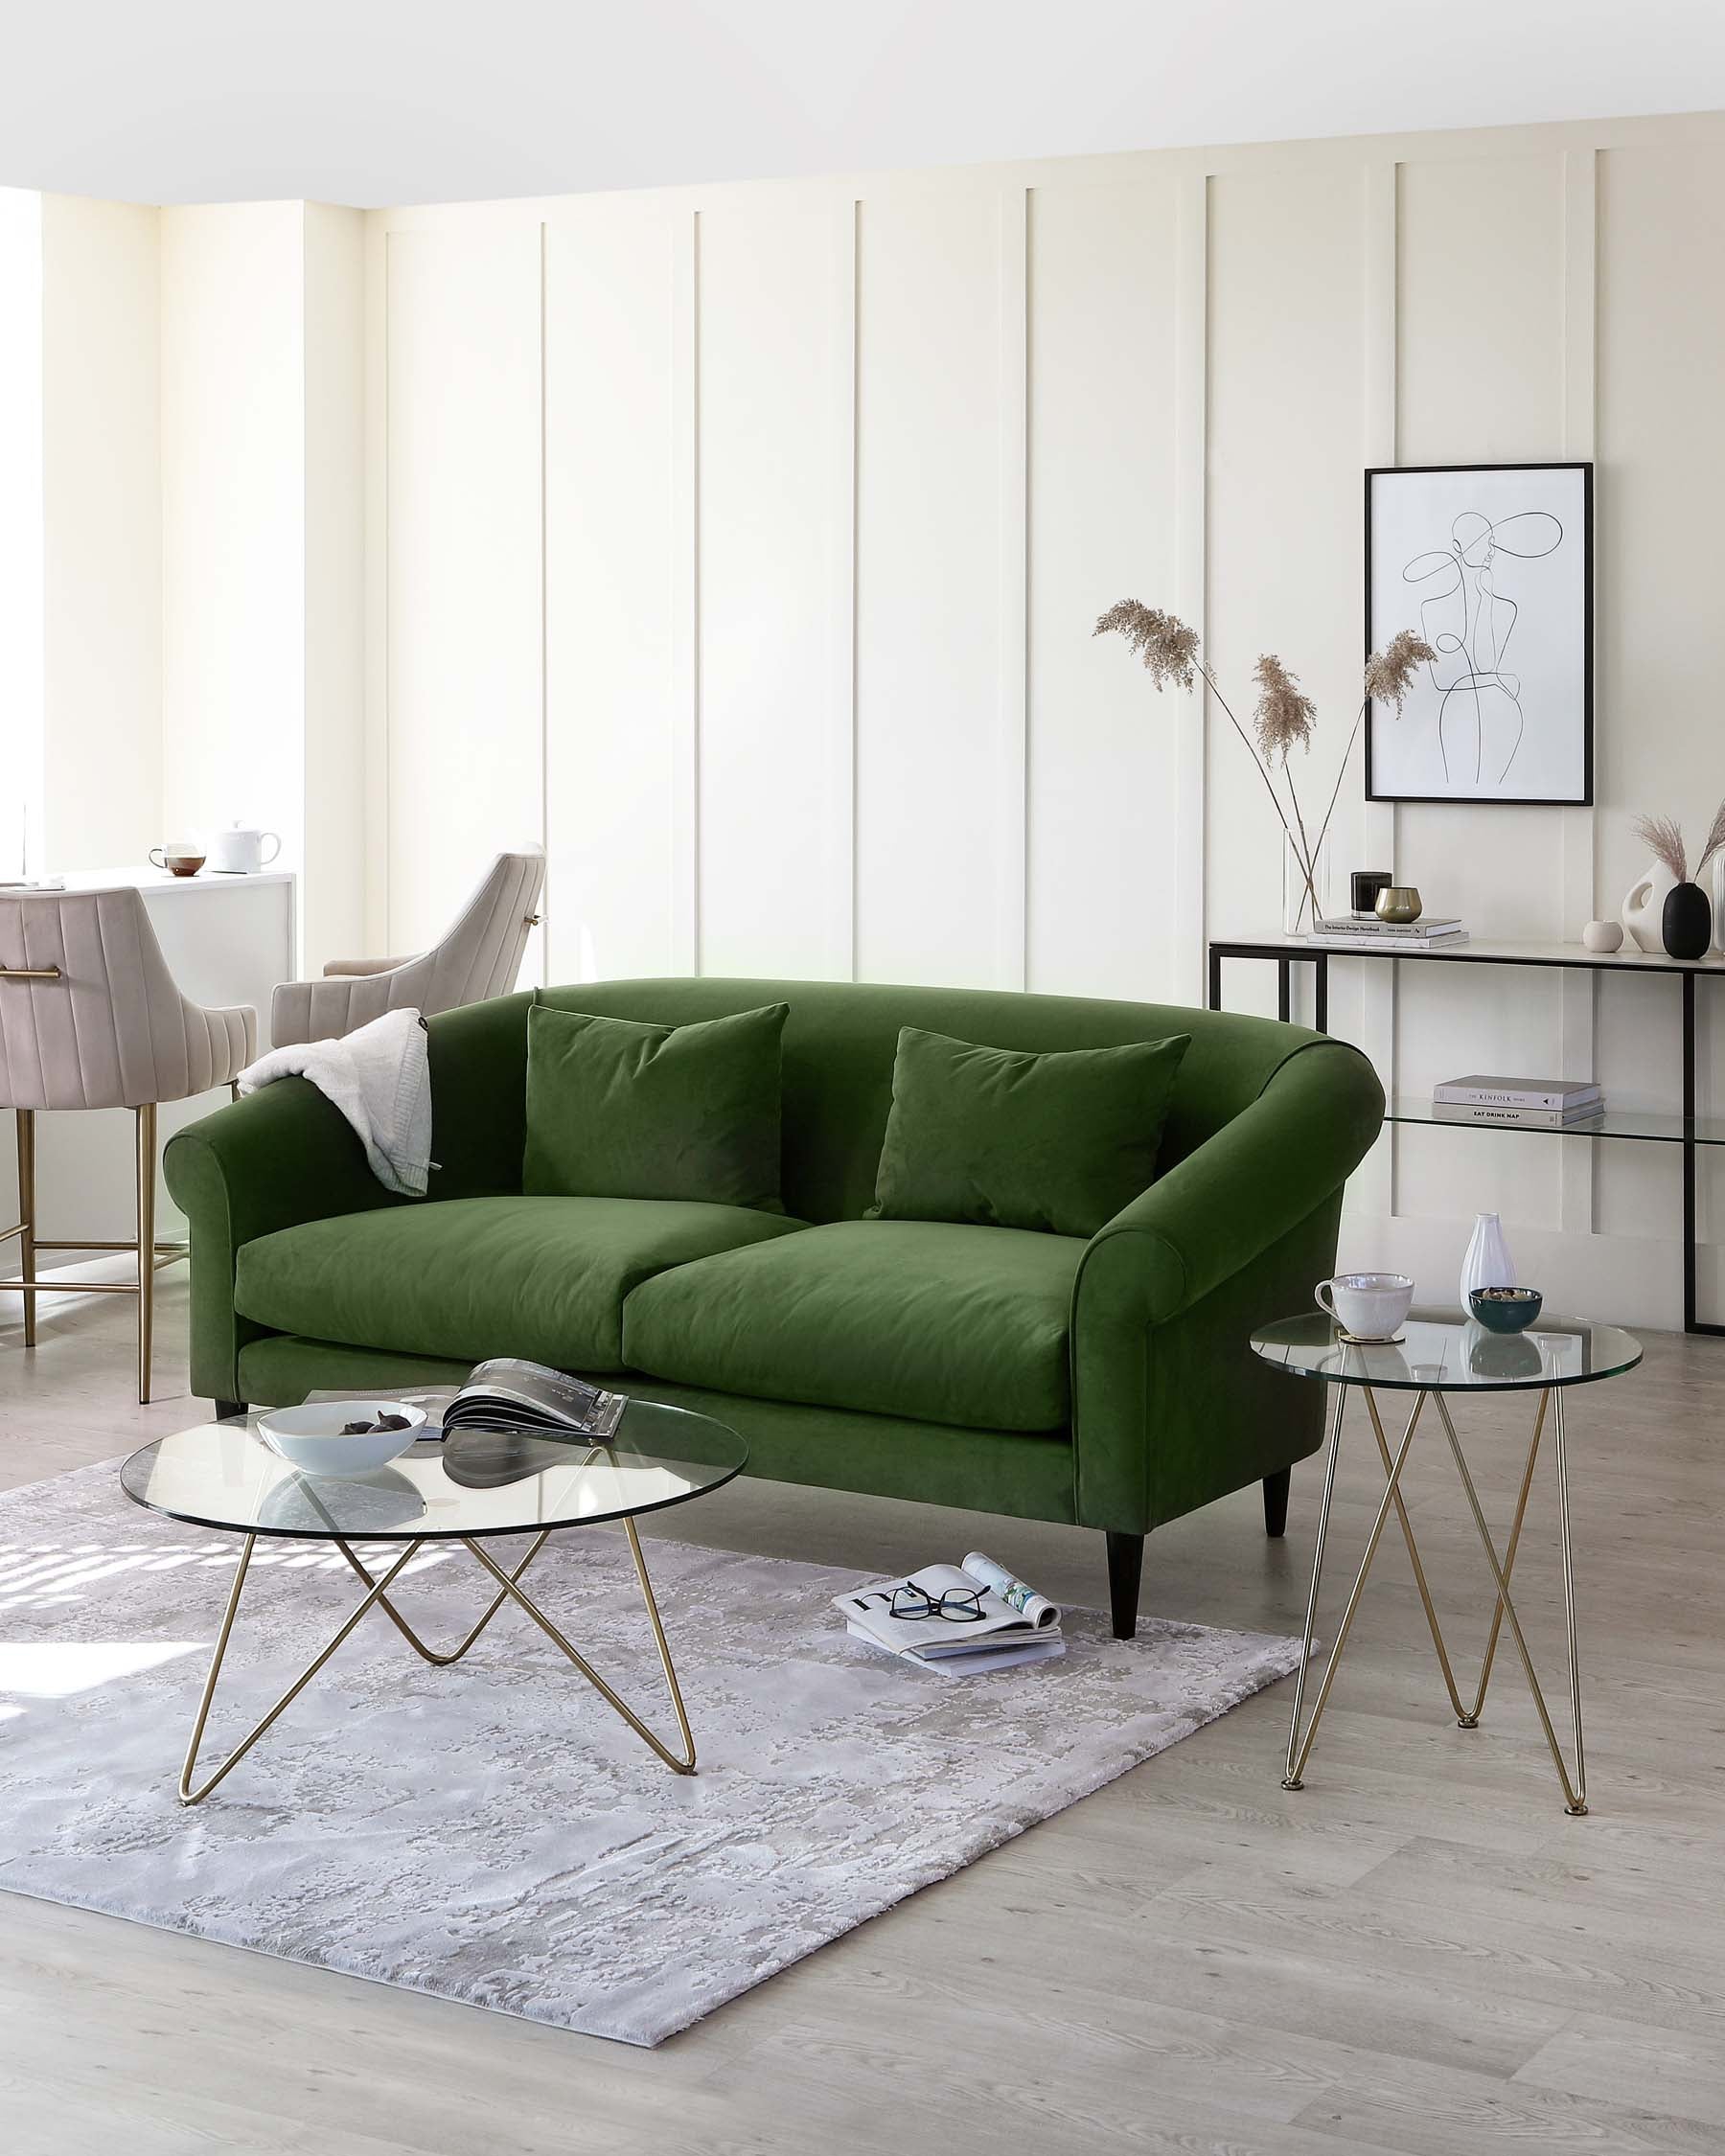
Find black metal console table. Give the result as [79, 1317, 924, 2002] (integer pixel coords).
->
[1208, 934, 1725, 1337]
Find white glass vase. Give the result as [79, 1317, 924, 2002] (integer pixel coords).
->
[1459, 1211, 1515, 1314]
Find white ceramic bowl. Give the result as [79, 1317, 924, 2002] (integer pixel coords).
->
[256, 1399, 427, 1477]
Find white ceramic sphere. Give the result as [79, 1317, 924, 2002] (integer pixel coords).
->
[1582, 919, 1625, 953]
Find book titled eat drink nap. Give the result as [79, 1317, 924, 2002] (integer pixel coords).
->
[1434, 1074, 1603, 1126]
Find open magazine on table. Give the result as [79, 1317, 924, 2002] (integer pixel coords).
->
[835, 1551, 1065, 1676]
[309, 1357, 625, 1440]
[437, 1359, 627, 1438]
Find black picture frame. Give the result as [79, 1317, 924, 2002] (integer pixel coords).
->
[1364, 461, 1594, 806]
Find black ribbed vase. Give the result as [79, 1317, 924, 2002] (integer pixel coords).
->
[1662, 880, 1713, 961]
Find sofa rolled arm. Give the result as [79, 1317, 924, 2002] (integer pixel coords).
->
[1070, 1037, 1384, 1535]
[166, 1079, 409, 1403]
[1078, 1039, 1385, 1327]
[165, 990, 537, 1403]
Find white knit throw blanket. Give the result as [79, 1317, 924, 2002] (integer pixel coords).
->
[239, 1005, 432, 1196]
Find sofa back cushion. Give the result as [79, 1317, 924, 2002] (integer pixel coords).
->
[868, 1025, 1190, 1237]
[426, 977, 1347, 1227]
[522, 1000, 788, 1210]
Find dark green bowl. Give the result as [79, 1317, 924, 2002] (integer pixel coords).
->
[1468, 1287, 1542, 1334]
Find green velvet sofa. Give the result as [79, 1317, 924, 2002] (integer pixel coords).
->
[164, 976, 1384, 1636]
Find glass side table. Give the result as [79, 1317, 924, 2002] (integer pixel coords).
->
[1250, 1310, 1642, 1816]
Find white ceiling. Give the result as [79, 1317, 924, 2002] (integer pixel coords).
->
[7, 0, 1725, 209]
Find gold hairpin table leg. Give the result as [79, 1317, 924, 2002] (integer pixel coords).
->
[178, 1522, 698, 1804]
[333, 1530, 552, 1666]
[1282, 1379, 1588, 1817]
[462, 1522, 697, 1774]
[1433, 1388, 1587, 1814]
[180, 1535, 427, 1804]
[1284, 1385, 1427, 1791]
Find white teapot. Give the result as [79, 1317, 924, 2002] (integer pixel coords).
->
[205, 822, 282, 875]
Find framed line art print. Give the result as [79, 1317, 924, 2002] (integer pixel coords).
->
[1365, 462, 1593, 805]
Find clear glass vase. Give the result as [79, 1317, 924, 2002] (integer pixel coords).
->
[1282, 840, 1331, 935]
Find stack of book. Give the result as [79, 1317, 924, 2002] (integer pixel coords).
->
[1433, 1075, 1605, 1128]
[1304, 914, 1468, 952]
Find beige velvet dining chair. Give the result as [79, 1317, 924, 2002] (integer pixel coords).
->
[0, 885, 257, 1402]
[268, 848, 544, 1047]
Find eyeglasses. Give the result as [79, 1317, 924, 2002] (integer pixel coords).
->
[886, 1581, 988, 1624]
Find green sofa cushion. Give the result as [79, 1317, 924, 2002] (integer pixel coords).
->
[623, 1218, 1086, 1432]
[523, 1000, 789, 1210]
[234, 1195, 808, 1374]
[869, 1024, 1190, 1238]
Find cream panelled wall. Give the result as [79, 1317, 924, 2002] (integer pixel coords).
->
[368, 113, 1725, 1328]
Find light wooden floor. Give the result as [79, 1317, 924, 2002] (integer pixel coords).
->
[4, 1276, 1724, 2154]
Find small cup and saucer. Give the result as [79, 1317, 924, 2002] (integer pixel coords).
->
[1316, 1272, 1414, 1344]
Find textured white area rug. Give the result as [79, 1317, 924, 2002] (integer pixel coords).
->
[0, 1460, 1300, 2045]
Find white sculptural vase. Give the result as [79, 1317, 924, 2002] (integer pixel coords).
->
[1622, 860, 1678, 953]
[1459, 1211, 1516, 1314]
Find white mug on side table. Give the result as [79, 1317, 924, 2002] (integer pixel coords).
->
[1315, 1272, 1415, 1342]
[205, 823, 282, 876]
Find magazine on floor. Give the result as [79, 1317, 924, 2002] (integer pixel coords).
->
[835, 1551, 1065, 1675]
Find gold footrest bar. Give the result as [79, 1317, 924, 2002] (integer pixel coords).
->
[1, 1276, 143, 1296]
[1, 1239, 189, 1296]
[179, 1525, 698, 1805]
[33, 1239, 188, 1255]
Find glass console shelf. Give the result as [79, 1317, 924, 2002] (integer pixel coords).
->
[1206, 932, 1725, 1336]
[1387, 1098, 1725, 1149]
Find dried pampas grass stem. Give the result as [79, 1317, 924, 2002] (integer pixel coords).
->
[1632, 814, 1690, 885]
[1093, 599, 1442, 933]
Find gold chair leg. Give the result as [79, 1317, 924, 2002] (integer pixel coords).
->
[135, 1103, 156, 1404]
[14, 1109, 34, 1348]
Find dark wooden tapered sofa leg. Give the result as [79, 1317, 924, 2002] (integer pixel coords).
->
[1106, 1531, 1144, 1640]
[214, 1399, 247, 1421]
[1263, 1467, 1292, 1538]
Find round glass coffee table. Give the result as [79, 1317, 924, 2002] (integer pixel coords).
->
[1251, 1310, 1642, 1817]
[121, 1399, 747, 1804]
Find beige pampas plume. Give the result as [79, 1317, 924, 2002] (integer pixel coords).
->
[1363, 629, 1439, 714]
[1092, 601, 1200, 692]
[1694, 798, 1725, 880]
[1252, 655, 1317, 766]
[1631, 813, 1690, 884]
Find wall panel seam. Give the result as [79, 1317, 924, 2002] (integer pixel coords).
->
[1559, 145, 1599, 1237]
[1000, 184, 1029, 991]
[1175, 172, 1208, 1007]
[671, 210, 701, 975]
[1356, 157, 1398, 1222]
[835, 194, 860, 982]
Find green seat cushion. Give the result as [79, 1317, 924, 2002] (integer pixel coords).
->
[870, 1024, 1190, 1238]
[234, 1195, 809, 1374]
[523, 999, 789, 1210]
[623, 1219, 1085, 1432]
